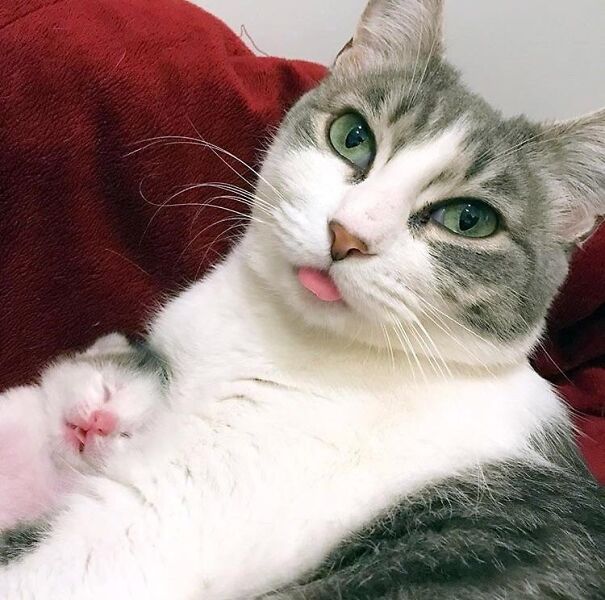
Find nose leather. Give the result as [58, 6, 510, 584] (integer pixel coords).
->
[329, 221, 369, 261]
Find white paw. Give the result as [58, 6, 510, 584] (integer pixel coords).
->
[0, 385, 62, 529]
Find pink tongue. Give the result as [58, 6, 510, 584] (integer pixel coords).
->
[297, 267, 342, 302]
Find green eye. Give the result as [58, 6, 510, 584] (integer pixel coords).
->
[431, 200, 499, 238]
[329, 113, 376, 170]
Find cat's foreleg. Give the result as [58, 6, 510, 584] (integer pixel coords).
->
[0, 384, 61, 529]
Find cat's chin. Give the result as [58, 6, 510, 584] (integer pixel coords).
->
[241, 236, 370, 338]
[243, 255, 415, 356]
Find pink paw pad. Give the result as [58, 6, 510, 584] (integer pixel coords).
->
[64, 410, 118, 453]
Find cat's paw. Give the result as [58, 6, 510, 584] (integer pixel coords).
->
[0, 386, 62, 529]
[41, 353, 163, 469]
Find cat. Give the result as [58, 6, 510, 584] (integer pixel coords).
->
[1, 0, 604, 598]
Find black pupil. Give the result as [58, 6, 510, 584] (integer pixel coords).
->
[459, 204, 481, 231]
[345, 125, 367, 149]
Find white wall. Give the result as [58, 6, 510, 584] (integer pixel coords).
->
[193, 0, 605, 120]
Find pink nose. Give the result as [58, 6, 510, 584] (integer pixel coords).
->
[90, 410, 118, 436]
[329, 221, 370, 262]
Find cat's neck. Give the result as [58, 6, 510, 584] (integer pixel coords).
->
[150, 246, 531, 390]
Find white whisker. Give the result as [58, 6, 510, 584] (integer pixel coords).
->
[180, 216, 249, 263]
[380, 322, 396, 370]
[409, 318, 452, 382]
[128, 134, 289, 206]
[390, 315, 428, 385]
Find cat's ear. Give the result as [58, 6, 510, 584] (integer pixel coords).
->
[537, 109, 605, 243]
[334, 0, 444, 71]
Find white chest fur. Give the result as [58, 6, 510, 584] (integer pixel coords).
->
[1, 251, 564, 600]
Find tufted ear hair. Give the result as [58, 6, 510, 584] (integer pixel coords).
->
[535, 108, 605, 243]
[334, 0, 444, 72]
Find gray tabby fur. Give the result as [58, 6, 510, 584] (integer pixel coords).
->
[272, 428, 605, 599]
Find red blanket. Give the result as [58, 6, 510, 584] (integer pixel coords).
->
[0, 0, 603, 482]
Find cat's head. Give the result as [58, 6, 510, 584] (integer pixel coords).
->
[244, 0, 605, 367]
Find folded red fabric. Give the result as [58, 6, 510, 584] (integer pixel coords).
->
[0, 0, 324, 381]
[532, 230, 605, 482]
[0, 0, 603, 481]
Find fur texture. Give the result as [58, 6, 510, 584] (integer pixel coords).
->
[272, 437, 605, 599]
[0, 1, 604, 598]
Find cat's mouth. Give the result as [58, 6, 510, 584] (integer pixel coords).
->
[297, 267, 343, 303]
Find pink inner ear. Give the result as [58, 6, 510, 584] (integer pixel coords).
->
[297, 268, 342, 302]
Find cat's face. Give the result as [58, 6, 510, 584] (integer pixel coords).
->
[245, 0, 605, 367]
